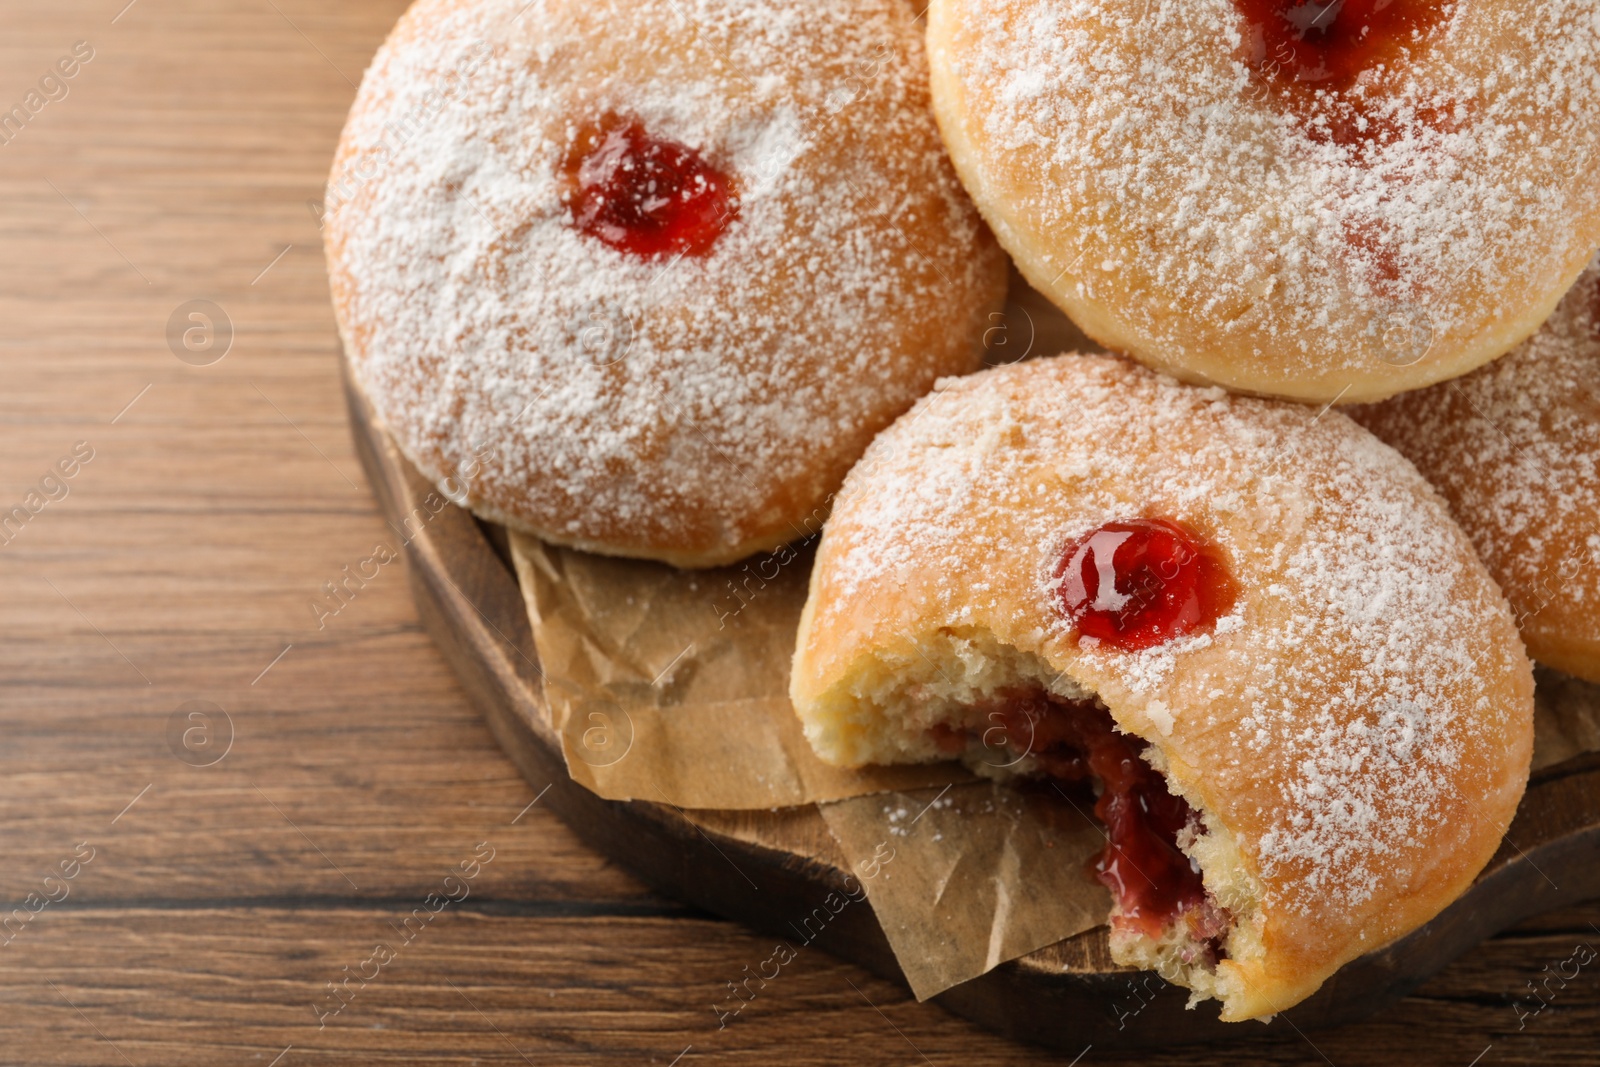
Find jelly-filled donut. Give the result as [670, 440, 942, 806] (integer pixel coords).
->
[791, 355, 1533, 1019]
[326, 0, 1007, 567]
[1354, 256, 1600, 683]
[926, 0, 1600, 403]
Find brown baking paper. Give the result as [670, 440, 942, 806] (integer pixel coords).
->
[1531, 667, 1600, 772]
[820, 782, 1110, 1000]
[508, 513, 1116, 997]
[509, 533, 967, 809]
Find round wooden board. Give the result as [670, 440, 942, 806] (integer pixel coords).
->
[343, 363, 1600, 1051]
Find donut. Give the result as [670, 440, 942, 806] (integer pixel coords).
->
[790, 354, 1534, 1020]
[1353, 255, 1600, 683]
[925, 0, 1600, 403]
[325, 0, 1007, 568]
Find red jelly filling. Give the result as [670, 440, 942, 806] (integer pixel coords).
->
[562, 116, 739, 259]
[1055, 519, 1236, 652]
[1236, 0, 1452, 148]
[934, 691, 1217, 942]
[1236, 0, 1447, 92]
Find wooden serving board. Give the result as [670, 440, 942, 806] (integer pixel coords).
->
[344, 364, 1600, 1051]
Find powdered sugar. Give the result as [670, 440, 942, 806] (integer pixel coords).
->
[326, 0, 1004, 563]
[1353, 255, 1600, 658]
[808, 354, 1530, 918]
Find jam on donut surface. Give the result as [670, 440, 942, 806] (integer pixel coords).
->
[562, 115, 740, 259]
[933, 692, 1224, 945]
[1237, 0, 1447, 92]
[1055, 518, 1236, 652]
[1238, 0, 1454, 148]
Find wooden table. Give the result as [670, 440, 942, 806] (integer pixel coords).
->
[0, 2, 1595, 1062]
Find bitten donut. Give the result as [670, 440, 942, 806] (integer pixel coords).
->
[1354, 256, 1600, 683]
[791, 355, 1534, 1020]
[325, 0, 1007, 567]
[926, 0, 1600, 403]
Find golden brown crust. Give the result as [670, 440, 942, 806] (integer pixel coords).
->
[326, 0, 1007, 568]
[792, 354, 1534, 1019]
[1353, 257, 1600, 683]
[926, 0, 1600, 403]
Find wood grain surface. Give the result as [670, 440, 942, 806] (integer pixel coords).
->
[0, 1, 1596, 1063]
